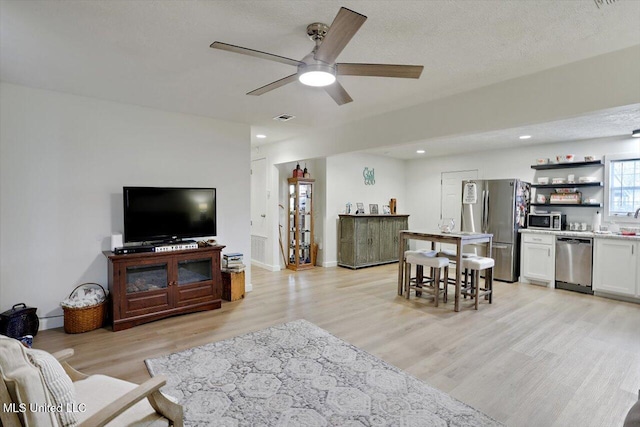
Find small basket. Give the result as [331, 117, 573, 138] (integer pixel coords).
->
[62, 283, 107, 334]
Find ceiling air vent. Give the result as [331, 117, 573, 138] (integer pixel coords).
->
[594, 0, 616, 8]
[273, 114, 296, 122]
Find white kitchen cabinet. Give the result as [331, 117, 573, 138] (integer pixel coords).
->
[593, 238, 639, 297]
[521, 233, 555, 287]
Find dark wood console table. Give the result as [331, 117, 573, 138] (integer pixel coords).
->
[103, 245, 225, 331]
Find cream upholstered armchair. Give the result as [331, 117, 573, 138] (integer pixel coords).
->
[0, 335, 183, 427]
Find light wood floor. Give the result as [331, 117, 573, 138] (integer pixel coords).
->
[37, 264, 639, 426]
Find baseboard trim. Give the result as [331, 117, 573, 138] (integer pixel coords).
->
[594, 291, 640, 304]
[246, 283, 253, 292]
[520, 277, 554, 288]
[322, 261, 337, 268]
[251, 260, 280, 272]
[39, 316, 64, 331]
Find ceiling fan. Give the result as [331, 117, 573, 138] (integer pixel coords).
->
[210, 7, 424, 106]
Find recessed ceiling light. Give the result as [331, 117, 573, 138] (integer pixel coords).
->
[256, 134, 266, 139]
[519, 135, 532, 140]
[416, 150, 425, 154]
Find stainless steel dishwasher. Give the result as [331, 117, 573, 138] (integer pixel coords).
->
[555, 236, 593, 294]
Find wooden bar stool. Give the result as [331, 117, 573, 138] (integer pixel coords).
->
[460, 256, 494, 309]
[405, 249, 438, 285]
[437, 249, 475, 289]
[404, 250, 449, 306]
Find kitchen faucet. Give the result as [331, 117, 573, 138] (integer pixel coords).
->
[635, 207, 640, 219]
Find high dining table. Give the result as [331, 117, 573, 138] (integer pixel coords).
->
[397, 230, 493, 312]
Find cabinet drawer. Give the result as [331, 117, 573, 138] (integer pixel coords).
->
[523, 233, 554, 245]
[125, 292, 171, 315]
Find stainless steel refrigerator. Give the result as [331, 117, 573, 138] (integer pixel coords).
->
[461, 179, 530, 282]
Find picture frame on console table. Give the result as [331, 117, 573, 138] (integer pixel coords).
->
[369, 204, 379, 214]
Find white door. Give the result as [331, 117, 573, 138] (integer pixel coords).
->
[441, 170, 478, 231]
[251, 158, 267, 237]
[440, 170, 478, 251]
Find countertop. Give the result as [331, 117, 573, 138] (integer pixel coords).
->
[519, 228, 640, 241]
[338, 214, 410, 217]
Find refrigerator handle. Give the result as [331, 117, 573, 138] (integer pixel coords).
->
[482, 190, 489, 232]
[481, 190, 485, 232]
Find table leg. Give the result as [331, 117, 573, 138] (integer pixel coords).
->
[455, 239, 463, 312]
[397, 233, 407, 295]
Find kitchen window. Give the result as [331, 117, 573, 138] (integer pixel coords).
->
[605, 153, 640, 222]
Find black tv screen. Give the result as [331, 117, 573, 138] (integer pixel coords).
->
[123, 187, 216, 243]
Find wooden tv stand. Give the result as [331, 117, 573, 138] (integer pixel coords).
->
[103, 245, 224, 331]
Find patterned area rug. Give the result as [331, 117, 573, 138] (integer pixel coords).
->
[145, 319, 502, 426]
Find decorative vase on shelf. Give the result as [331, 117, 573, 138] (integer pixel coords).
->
[389, 198, 397, 214]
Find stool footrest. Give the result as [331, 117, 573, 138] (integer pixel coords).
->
[463, 289, 492, 297]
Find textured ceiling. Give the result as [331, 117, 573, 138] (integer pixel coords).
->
[1, 0, 640, 152]
[364, 104, 640, 159]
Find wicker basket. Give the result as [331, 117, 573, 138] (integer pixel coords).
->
[62, 283, 107, 334]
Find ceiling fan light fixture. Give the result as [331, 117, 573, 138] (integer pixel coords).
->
[298, 63, 336, 87]
[211, 7, 422, 105]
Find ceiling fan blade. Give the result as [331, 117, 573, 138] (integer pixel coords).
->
[247, 74, 299, 96]
[210, 42, 302, 67]
[337, 63, 424, 79]
[314, 7, 367, 65]
[324, 81, 353, 105]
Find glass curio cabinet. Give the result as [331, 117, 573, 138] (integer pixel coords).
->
[287, 177, 314, 270]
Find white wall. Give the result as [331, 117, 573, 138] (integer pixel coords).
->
[325, 152, 407, 266]
[313, 159, 327, 266]
[253, 135, 637, 272]
[405, 135, 640, 234]
[0, 83, 251, 329]
[261, 152, 405, 268]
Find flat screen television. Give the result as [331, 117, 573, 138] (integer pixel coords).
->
[123, 187, 216, 243]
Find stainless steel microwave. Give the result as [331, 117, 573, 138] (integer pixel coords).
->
[528, 213, 566, 230]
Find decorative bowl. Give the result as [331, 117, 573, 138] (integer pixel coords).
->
[439, 218, 455, 233]
[556, 154, 575, 163]
[620, 227, 638, 236]
[537, 177, 550, 185]
[555, 188, 578, 194]
[578, 176, 597, 183]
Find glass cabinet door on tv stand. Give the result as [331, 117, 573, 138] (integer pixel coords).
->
[287, 177, 314, 271]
